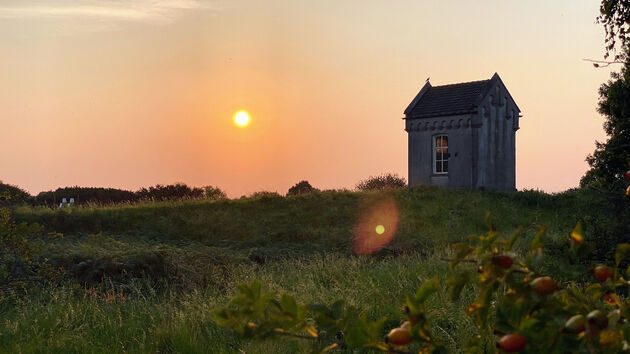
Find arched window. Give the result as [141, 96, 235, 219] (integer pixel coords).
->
[433, 135, 448, 174]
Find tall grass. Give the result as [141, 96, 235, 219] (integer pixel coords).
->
[1, 186, 613, 352]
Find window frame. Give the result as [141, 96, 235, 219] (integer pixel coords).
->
[433, 134, 449, 175]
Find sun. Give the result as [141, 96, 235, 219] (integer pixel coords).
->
[234, 111, 250, 126]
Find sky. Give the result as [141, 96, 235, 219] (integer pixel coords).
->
[0, 0, 619, 197]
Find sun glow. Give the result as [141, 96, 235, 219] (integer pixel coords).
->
[234, 111, 250, 126]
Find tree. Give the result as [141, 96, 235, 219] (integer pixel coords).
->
[0, 182, 31, 206]
[203, 185, 227, 200]
[582, 0, 630, 190]
[581, 50, 630, 192]
[598, 0, 630, 60]
[287, 181, 317, 196]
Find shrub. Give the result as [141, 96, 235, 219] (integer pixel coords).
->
[249, 191, 282, 199]
[35, 184, 228, 206]
[136, 183, 204, 201]
[287, 181, 317, 196]
[356, 173, 406, 191]
[203, 185, 227, 200]
[0, 182, 32, 206]
[0, 192, 61, 288]
[35, 186, 137, 206]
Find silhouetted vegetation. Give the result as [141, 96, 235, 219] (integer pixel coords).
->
[248, 191, 282, 199]
[287, 180, 317, 196]
[35, 187, 137, 206]
[203, 185, 227, 200]
[136, 183, 203, 201]
[598, 0, 630, 60]
[582, 50, 630, 194]
[355, 173, 407, 191]
[0, 182, 31, 206]
[27, 183, 227, 206]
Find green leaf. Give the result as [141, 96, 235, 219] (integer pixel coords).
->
[530, 226, 548, 249]
[331, 301, 345, 319]
[575, 241, 595, 258]
[280, 294, 298, 316]
[526, 248, 544, 271]
[450, 243, 473, 269]
[310, 342, 339, 354]
[308, 304, 331, 317]
[519, 317, 540, 332]
[405, 296, 420, 315]
[250, 280, 261, 298]
[481, 231, 500, 250]
[616, 243, 630, 267]
[484, 211, 494, 231]
[368, 343, 389, 352]
[415, 277, 439, 304]
[304, 324, 318, 338]
[507, 227, 523, 250]
[508, 296, 528, 329]
[469, 282, 498, 327]
[446, 270, 471, 301]
[570, 222, 583, 244]
[212, 308, 231, 326]
[237, 280, 262, 301]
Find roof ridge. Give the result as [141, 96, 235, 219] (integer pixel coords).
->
[430, 78, 490, 89]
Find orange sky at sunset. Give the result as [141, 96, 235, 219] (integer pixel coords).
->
[0, 0, 617, 197]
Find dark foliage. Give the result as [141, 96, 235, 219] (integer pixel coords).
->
[0, 182, 31, 206]
[33, 183, 227, 206]
[203, 185, 227, 200]
[582, 50, 630, 193]
[0, 193, 61, 288]
[355, 173, 406, 191]
[576, 0, 630, 264]
[287, 180, 317, 196]
[66, 251, 167, 284]
[136, 183, 204, 201]
[35, 187, 137, 206]
[248, 191, 282, 200]
[598, 0, 630, 59]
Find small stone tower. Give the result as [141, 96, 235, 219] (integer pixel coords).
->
[404, 73, 521, 191]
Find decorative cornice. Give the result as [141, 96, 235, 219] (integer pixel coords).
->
[407, 118, 472, 132]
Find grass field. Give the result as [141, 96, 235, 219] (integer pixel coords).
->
[0, 186, 615, 353]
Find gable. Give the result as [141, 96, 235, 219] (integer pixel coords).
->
[475, 73, 521, 113]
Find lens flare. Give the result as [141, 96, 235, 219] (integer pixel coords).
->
[353, 196, 399, 255]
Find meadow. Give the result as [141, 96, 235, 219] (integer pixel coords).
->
[0, 186, 618, 353]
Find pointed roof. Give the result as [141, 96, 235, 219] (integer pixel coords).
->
[404, 73, 519, 118]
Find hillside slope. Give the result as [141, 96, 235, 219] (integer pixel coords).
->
[2, 186, 621, 353]
[12, 186, 606, 285]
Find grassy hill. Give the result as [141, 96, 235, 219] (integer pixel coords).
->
[1, 186, 617, 352]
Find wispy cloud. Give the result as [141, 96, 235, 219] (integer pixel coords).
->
[0, 0, 213, 23]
